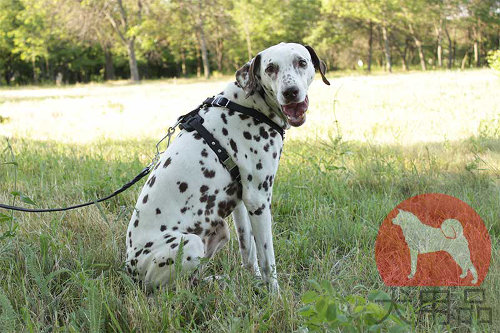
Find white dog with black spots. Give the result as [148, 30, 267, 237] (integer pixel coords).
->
[125, 42, 330, 292]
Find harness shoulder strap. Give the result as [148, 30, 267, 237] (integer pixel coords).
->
[179, 113, 240, 181]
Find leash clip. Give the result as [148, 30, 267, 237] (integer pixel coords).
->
[152, 122, 177, 168]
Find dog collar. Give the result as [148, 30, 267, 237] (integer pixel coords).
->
[203, 96, 285, 140]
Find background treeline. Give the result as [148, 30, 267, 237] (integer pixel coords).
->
[0, 0, 499, 85]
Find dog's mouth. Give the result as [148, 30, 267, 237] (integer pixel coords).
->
[281, 95, 308, 127]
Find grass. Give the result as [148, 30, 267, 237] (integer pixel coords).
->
[0, 69, 499, 331]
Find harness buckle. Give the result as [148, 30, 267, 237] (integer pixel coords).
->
[179, 113, 203, 132]
[212, 96, 230, 108]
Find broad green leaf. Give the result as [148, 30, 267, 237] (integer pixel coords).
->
[301, 290, 319, 304]
[298, 305, 316, 317]
[325, 303, 337, 322]
[315, 297, 327, 315]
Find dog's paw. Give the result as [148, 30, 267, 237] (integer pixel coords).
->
[269, 279, 280, 294]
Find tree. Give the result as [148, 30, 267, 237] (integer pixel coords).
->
[98, 0, 147, 82]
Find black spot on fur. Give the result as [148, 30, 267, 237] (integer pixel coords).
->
[273, 152, 277, 159]
[160, 225, 166, 231]
[166, 237, 175, 244]
[243, 131, 252, 140]
[148, 175, 156, 187]
[256, 162, 263, 170]
[264, 144, 270, 152]
[156, 208, 161, 215]
[203, 169, 216, 178]
[239, 114, 250, 120]
[221, 113, 228, 124]
[179, 182, 188, 193]
[247, 174, 253, 181]
[200, 185, 209, 193]
[145, 242, 153, 248]
[222, 128, 228, 136]
[166, 258, 174, 265]
[230, 139, 238, 153]
[163, 157, 172, 168]
[193, 132, 202, 140]
[187, 256, 191, 261]
[134, 219, 139, 227]
[234, 93, 238, 99]
[142, 195, 148, 204]
[135, 249, 143, 257]
[259, 127, 269, 139]
[201, 149, 208, 157]
[180, 207, 188, 214]
[171, 243, 178, 249]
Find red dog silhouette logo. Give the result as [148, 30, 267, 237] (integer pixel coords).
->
[375, 193, 491, 286]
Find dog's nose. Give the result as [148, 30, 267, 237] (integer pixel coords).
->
[282, 87, 299, 101]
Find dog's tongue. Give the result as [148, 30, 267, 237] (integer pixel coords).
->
[282, 96, 309, 126]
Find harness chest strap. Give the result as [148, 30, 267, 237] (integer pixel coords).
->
[179, 96, 286, 182]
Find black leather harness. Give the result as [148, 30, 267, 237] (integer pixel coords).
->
[178, 96, 285, 182]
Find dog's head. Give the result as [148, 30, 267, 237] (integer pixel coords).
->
[236, 43, 330, 127]
[392, 209, 419, 228]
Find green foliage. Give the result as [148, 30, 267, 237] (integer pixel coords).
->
[487, 50, 500, 72]
[0, 0, 498, 84]
[299, 280, 411, 332]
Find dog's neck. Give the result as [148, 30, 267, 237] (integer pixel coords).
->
[220, 82, 290, 130]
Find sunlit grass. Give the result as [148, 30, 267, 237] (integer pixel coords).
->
[1, 69, 499, 144]
[0, 70, 499, 331]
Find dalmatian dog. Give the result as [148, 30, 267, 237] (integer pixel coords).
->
[125, 42, 330, 292]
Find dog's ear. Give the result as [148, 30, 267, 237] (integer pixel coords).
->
[236, 54, 262, 97]
[304, 45, 330, 85]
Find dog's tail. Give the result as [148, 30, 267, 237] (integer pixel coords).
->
[440, 218, 464, 239]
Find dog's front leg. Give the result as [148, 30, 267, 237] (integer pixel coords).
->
[247, 206, 279, 293]
[232, 201, 261, 277]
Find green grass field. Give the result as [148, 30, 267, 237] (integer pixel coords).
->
[0, 70, 499, 332]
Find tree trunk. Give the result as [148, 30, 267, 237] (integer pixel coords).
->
[444, 24, 452, 69]
[436, 20, 443, 68]
[198, 30, 210, 79]
[196, 46, 201, 78]
[104, 49, 115, 80]
[195, 1, 210, 79]
[461, 49, 469, 70]
[381, 25, 392, 73]
[127, 38, 140, 82]
[181, 48, 187, 77]
[401, 39, 409, 71]
[409, 23, 426, 71]
[216, 39, 224, 73]
[367, 21, 373, 72]
[32, 58, 38, 84]
[473, 41, 479, 67]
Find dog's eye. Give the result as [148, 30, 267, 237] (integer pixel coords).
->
[265, 64, 277, 75]
[298, 59, 307, 68]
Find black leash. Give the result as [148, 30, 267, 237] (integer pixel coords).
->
[0, 166, 153, 213]
[0, 95, 284, 213]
